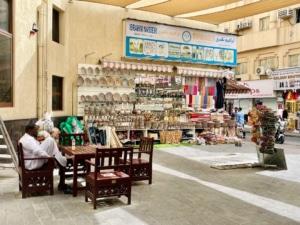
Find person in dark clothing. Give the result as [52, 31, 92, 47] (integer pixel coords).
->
[215, 77, 227, 110]
[282, 108, 288, 120]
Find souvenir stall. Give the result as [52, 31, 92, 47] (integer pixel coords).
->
[76, 60, 248, 145]
[249, 104, 287, 169]
[272, 67, 300, 131]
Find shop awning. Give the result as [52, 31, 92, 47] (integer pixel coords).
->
[189, 0, 300, 24]
[138, 0, 241, 17]
[78, 0, 140, 7]
[78, 0, 299, 24]
[226, 80, 251, 94]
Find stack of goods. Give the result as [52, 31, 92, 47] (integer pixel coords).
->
[160, 130, 182, 144]
[248, 107, 261, 144]
[199, 131, 217, 145]
[260, 108, 277, 154]
[227, 120, 236, 137]
[249, 106, 277, 154]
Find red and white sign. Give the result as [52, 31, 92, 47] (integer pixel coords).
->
[226, 80, 275, 99]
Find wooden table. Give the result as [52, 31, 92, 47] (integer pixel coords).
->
[60, 145, 96, 197]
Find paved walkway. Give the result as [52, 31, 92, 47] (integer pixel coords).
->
[1, 142, 300, 225]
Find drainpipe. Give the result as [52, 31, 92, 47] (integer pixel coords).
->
[37, 0, 48, 119]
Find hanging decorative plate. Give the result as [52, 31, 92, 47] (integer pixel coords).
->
[129, 93, 137, 103]
[106, 76, 115, 86]
[92, 78, 99, 86]
[121, 93, 129, 103]
[126, 64, 131, 70]
[92, 95, 99, 102]
[77, 76, 84, 86]
[85, 95, 92, 102]
[98, 93, 106, 102]
[80, 95, 86, 102]
[115, 77, 122, 87]
[95, 66, 101, 75]
[122, 78, 129, 87]
[109, 62, 115, 69]
[80, 66, 87, 75]
[128, 79, 135, 87]
[121, 62, 125, 70]
[99, 77, 107, 86]
[84, 78, 92, 86]
[105, 92, 113, 102]
[88, 67, 94, 75]
[113, 93, 121, 102]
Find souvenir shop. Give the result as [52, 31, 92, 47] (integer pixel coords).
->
[73, 19, 249, 145]
[76, 60, 249, 145]
[272, 67, 300, 131]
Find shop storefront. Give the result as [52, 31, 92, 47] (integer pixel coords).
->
[225, 79, 276, 114]
[272, 67, 300, 131]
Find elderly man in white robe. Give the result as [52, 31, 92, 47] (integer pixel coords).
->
[19, 122, 71, 194]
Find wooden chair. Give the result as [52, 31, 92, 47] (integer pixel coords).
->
[59, 133, 87, 180]
[17, 143, 55, 198]
[122, 137, 154, 184]
[85, 147, 133, 209]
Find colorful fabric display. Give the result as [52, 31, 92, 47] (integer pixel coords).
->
[192, 85, 198, 95]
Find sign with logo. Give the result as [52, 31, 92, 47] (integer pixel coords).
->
[271, 67, 300, 79]
[226, 80, 275, 99]
[124, 19, 237, 67]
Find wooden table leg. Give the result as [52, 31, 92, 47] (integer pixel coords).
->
[73, 157, 78, 197]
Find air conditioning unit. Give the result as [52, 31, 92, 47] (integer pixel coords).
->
[278, 9, 294, 19]
[256, 66, 266, 76]
[265, 68, 273, 76]
[236, 21, 252, 31]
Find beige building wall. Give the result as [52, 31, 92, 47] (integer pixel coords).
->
[1, 0, 219, 121]
[221, 4, 300, 81]
[0, 0, 42, 121]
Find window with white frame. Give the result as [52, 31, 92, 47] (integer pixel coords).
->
[289, 54, 300, 67]
[259, 16, 270, 31]
[259, 57, 278, 70]
[235, 62, 248, 75]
